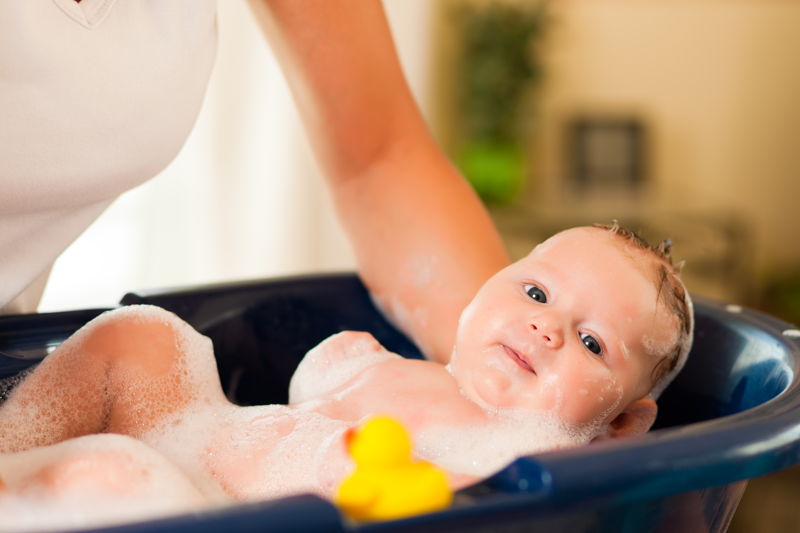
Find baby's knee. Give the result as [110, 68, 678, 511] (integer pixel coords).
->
[1, 435, 207, 527]
[12, 435, 206, 506]
[19, 447, 145, 497]
[77, 306, 207, 375]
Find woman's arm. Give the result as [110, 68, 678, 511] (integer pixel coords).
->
[247, 0, 509, 363]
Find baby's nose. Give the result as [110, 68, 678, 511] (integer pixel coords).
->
[530, 319, 564, 349]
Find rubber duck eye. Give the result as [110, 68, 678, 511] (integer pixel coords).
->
[580, 333, 603, 356]
[524, 285, 547, 303]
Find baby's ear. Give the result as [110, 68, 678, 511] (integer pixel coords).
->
[607, 397, 658, 438]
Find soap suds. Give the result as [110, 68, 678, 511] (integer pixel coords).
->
[415, 407, 601, 478]
[289, 331, 395, 404]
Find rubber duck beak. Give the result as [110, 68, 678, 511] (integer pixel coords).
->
[344, 427, 356, 451]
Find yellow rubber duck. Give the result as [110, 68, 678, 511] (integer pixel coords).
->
[335, 415, 453, 521]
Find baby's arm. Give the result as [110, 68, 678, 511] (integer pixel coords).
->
[288, 331, 399, 405]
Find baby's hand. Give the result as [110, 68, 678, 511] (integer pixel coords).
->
[312, 331, 384, 359]
[288, 331, 397, 405]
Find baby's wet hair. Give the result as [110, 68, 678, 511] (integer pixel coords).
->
[592, 222, 693, 396]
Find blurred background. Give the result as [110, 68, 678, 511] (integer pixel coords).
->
[38, 1, 800, 530]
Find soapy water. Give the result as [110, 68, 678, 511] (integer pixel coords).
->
[416, 407, 602, 477]
[139, 403, 351, 502]
[642, 326, 679, 361]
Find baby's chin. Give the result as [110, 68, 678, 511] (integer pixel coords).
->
[447, 363, 604, 431]
[444, 365, 507, 413]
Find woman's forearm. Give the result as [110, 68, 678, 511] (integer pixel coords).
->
[248, 0, 509, 362]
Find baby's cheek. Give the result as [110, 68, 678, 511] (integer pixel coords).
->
[534, 373, 566, 412]
[558, 370, 624, 427]
[470, 363, 514, 407]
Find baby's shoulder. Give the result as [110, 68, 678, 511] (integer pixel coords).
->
[288, 331, 401, 404]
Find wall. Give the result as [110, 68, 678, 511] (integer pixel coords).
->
[432, 0, 800, 301]
[533, 0, 800, 284]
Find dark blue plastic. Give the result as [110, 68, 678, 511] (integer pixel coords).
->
[1, 273, 799, 532]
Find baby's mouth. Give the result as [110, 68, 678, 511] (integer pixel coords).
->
[501, 344, 536, 375]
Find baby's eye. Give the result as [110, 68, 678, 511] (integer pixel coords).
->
[580, 333, 603, 356]
[524, 284, 547, 303]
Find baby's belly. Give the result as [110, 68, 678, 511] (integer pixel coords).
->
[144, 404, 352, 502]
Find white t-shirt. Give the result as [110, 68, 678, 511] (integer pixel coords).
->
[0, 0, 218, 313]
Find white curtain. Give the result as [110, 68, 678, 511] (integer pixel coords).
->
[40, 0, 434, 311]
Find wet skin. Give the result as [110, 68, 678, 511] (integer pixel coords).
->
[448, 227, 675, 431]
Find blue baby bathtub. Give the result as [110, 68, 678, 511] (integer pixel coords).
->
[1, 273, 799, 532]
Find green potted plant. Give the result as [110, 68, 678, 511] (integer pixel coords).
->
[454, 1, 546, 204]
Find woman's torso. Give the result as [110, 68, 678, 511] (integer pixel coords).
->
[0, 0, 218, 311]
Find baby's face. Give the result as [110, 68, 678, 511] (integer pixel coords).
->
[449, 227, 676, 432]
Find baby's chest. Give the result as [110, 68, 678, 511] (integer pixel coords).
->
[200, 406, 349, 501]
[319, 362, 469, 430]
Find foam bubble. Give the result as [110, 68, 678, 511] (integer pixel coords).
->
[539, 373, 564, 411]
[642, 327, 678, 359]
[140, 403, 350, 502]
[414, 407, 600, 477]
[618, 339, 631, 361]
[407, 254, 436, 288]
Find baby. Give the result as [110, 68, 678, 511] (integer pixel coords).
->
[0, 223, 693, 527]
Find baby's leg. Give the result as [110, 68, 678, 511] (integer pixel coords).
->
[0, 434, 209, 529]
[0, 305, 228, 453]
[1, 434, 205, 499]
